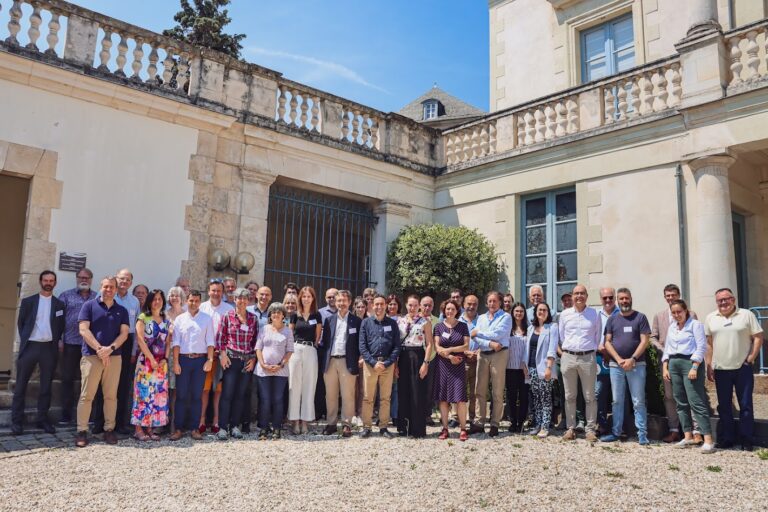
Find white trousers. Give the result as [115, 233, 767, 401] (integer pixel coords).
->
[288, 343, 318, 421]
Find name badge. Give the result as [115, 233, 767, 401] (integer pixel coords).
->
[623, 326, 632, 333]
[240, 324, 249, 332]
[442, 332, 450, 339]
[309, 319, 317, 325]
[349, 328, 357, 334]
[383, 326, 392, 332]
[55, 310, 64, 317]
[724, 321, 733, 327]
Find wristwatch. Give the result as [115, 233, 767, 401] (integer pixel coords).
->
[110, 345, 116, 352]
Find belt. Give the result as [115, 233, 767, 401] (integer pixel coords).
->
[563, 349, 595, 356]
[226, 349, 255, 360]
[481, 347, 508, 354]
[295, 339, 315, 347]
[180, 353, 207, 358]
[401, 346, 424, 351]
[668, 353, 692, 360]
[330, 355, 346, 359]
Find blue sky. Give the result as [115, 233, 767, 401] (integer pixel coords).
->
[71, 0, 490, 113]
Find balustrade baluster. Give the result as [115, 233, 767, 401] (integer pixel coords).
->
[745, 30, 759, 80]
[555, 102, 567, 137]
[341, 111, 350, 141]
[300, 95, 309, 129]
[516, 114, 525, 147]
[534, 109, 545, 142]
[114, 34, 128, 77]
[276, 85, 287, 121]
[147, 45, 159, 83]
[310, 97, 320, 132]
[361, 116, 371, 147]
[668, 64, 682, 107]
[524, 111, 535, 145]
[629, 78, 641, 115]
[566, 97, 579, 133]
[641, 73, 654, 114]
[544, 105, 556, 140]
[652, 68, 668, 112]
[462, 131, 471, 162]
[370, 118, 379, 149]
[98, 30, 112, 71]
[616, 82, 628, 120]
[488, 122, 497, 154]
[351, 110, 360, 144]
[176, 53, 189, 91]
[604, 85, 616, 123]
[445, 134, 455, 165]
[479, 124, 489, 156]
[162, 47, 174, 86]
[470, 127, 480, 158]
[26, 3, 43, 51]
[45, 11, 60, 56]
[131, 37, 144, 81]
[289, 92, 299, 126]
[729, 36, 743, 86]
[6, 1, 22, 46]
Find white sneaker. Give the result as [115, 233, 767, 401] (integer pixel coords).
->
[352, 416, 363, 427]
[700, 443, 716, 454]
[674, 438, 696, 448]
[231, 427, 243, 439]
[216, 429, 228, 441]
[537, 429, 549, 438]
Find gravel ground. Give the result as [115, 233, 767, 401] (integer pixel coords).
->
[0, 427, 765, 511]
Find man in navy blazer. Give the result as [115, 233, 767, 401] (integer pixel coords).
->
[12, 270, 66, 435]
[319, 289, 362, 437]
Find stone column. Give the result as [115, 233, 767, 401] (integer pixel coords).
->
[687, 0, 720, 38]
[370, 201, 412, 293]
[689, 153, 738, 312]
[239, 166, 277, 286]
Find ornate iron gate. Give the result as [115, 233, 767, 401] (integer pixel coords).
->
[264, 185, 378, 296]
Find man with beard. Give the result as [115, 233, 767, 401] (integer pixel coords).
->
[11, 270, 66, 435]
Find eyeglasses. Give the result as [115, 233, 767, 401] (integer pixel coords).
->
[76, 275, 92, 280]
[209, 278, 223, 284]
[601, 296, 614, 301]
[716, 297, 735, 304]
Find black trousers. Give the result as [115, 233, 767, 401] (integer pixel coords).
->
[59, 343, 82, 421]
[314, 346, 328, 419]
[397, 347, 428, 438]
[11, 342, 57, 425]
[240, 373, 255, 431]
[115, 334, 135, 429]
[219, 359, 252, 430]
[505, 368, 529, 431]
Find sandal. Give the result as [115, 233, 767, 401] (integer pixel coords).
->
[149, 431, 161, 441]
[198, 424, 207, 434]
[134, 431, 150, 441]
[438, 428, 449, 440]
[459, 430, 469, 442]
[211, 424, 220, 434]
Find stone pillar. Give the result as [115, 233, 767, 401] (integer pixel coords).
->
[371, 201, 412, 293]
[239, 166, 277, 286]
[687, 0, 720, 38]
[689, 153, 738, 312]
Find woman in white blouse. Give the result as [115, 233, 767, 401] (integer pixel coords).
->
[662, 299, 714, 453]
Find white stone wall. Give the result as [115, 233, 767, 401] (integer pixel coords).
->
[0, 78, 197, 293]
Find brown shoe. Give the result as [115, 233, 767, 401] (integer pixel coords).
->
[323, 424, 338, 436]
[190, 430, 203, 441]
[103, 430, 118, 445]
[663, 431, 681, 443]
[75, 431, 88, 448]
[488, 426, 499, 437]
[585, 431, 598, 442]
[169, 430, 185, 441]
[562, 429, 576, 441]
[693, 433, 704, 445]
[468, 423, 485, 435]
[341, 425, 352, 438]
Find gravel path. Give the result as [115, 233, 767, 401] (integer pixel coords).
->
[0, 428, 765, 511]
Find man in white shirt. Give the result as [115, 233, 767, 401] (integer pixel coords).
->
[170, 290, 215, 441]
[198, 279, 234, 434]
[558, 284, 601, 441]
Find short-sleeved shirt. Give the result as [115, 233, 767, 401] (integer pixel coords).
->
[291, 312, 322, 343]
[59, 288, 98, 345]
[77, 297, 129, 356]
[255, 325, 294, 377]
[604, 311, 651, 363]
[705, 308, 763, 370]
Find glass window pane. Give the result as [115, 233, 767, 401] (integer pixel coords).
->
[526, 256, 547, 284]
[585, 58, 607, 81]
[615, 47, 635, 72]
[556, 253, 577, 282]
[583, 29, 606, 61]
[526, 226, 547, 255]
[556, 192, 576, 221]
[612, 17, 634, 48]
[525, 197, 546, 226]
[556, 222, 577, 251]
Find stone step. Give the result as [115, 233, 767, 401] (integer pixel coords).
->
[0, 405, 63, 427]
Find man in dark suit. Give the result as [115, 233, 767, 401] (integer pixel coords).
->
[319, 289, 362, 438]
[12, 270, 66, 435]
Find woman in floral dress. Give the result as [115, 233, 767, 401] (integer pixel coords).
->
[131, 289, 171, 440]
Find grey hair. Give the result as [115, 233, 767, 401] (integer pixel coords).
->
[267, 301, 288, 320]
[617, 287, 632, 296]
[233, 287, 250, 299]
[167, 286, 187, 304]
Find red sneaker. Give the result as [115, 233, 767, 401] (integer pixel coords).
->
[438, 428, 449, 440]
[459, 430, 469, 442]
[198, 424, 206, 433]
[211, 425, 220, 434]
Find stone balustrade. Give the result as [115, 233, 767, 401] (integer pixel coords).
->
[2, 0, 66, 57]
[443, 56, 682, 170]
[725, 19, 768, 90]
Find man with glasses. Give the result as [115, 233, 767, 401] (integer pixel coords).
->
[58, 267, 97, 426]
[526, 285, 544, 322]
[222, 277, 237, 305]
[594, 287, 619, 435]
[705, 288, 763, 451]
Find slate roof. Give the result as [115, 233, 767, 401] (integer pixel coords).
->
[398, 85, 486, 124]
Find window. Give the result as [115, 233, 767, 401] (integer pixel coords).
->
[423, 100, 438, 120]
[581, 14, 635, 83]
[522, 190, 577, 311]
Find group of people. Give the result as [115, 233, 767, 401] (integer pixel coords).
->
[11, 269, 764, 453]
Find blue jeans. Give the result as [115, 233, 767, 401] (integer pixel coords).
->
[595, 374, 611, 429]
[257, 376, 288, 430]
[714, 364, 754, 444]
[609, 363, 647, 438]
[175, 356, 206, 431]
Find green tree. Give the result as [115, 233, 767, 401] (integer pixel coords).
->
[386, 224, 501, 297]
[164, 0, 245, 59]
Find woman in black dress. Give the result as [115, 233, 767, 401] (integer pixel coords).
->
[288, 286, 322, 435]
[433, 299, 470, 441]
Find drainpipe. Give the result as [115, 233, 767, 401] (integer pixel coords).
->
[675, 164, 689, 298]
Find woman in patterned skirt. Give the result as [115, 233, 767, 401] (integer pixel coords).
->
[433, 299, 470, 441]
[132, 289, 171, 440]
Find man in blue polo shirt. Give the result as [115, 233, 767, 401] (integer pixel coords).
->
[75, 276, 129, 447]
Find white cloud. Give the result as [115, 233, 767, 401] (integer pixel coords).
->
[247, 47, 390, 94]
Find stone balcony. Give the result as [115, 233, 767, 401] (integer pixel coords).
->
[1, 1, 768, 178]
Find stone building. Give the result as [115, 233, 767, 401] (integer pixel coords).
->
[1, 0, 768, 393]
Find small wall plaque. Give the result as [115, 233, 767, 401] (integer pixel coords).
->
[59, 252, 87, 272]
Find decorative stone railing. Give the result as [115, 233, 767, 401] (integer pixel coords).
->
[0, 0, 440, 172]
[725, 19, 768, 91]
[443, 56, 683, 170]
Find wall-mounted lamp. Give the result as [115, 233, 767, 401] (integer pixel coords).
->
[207, 248, 231, 271]
[232, 251, 255, 274]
